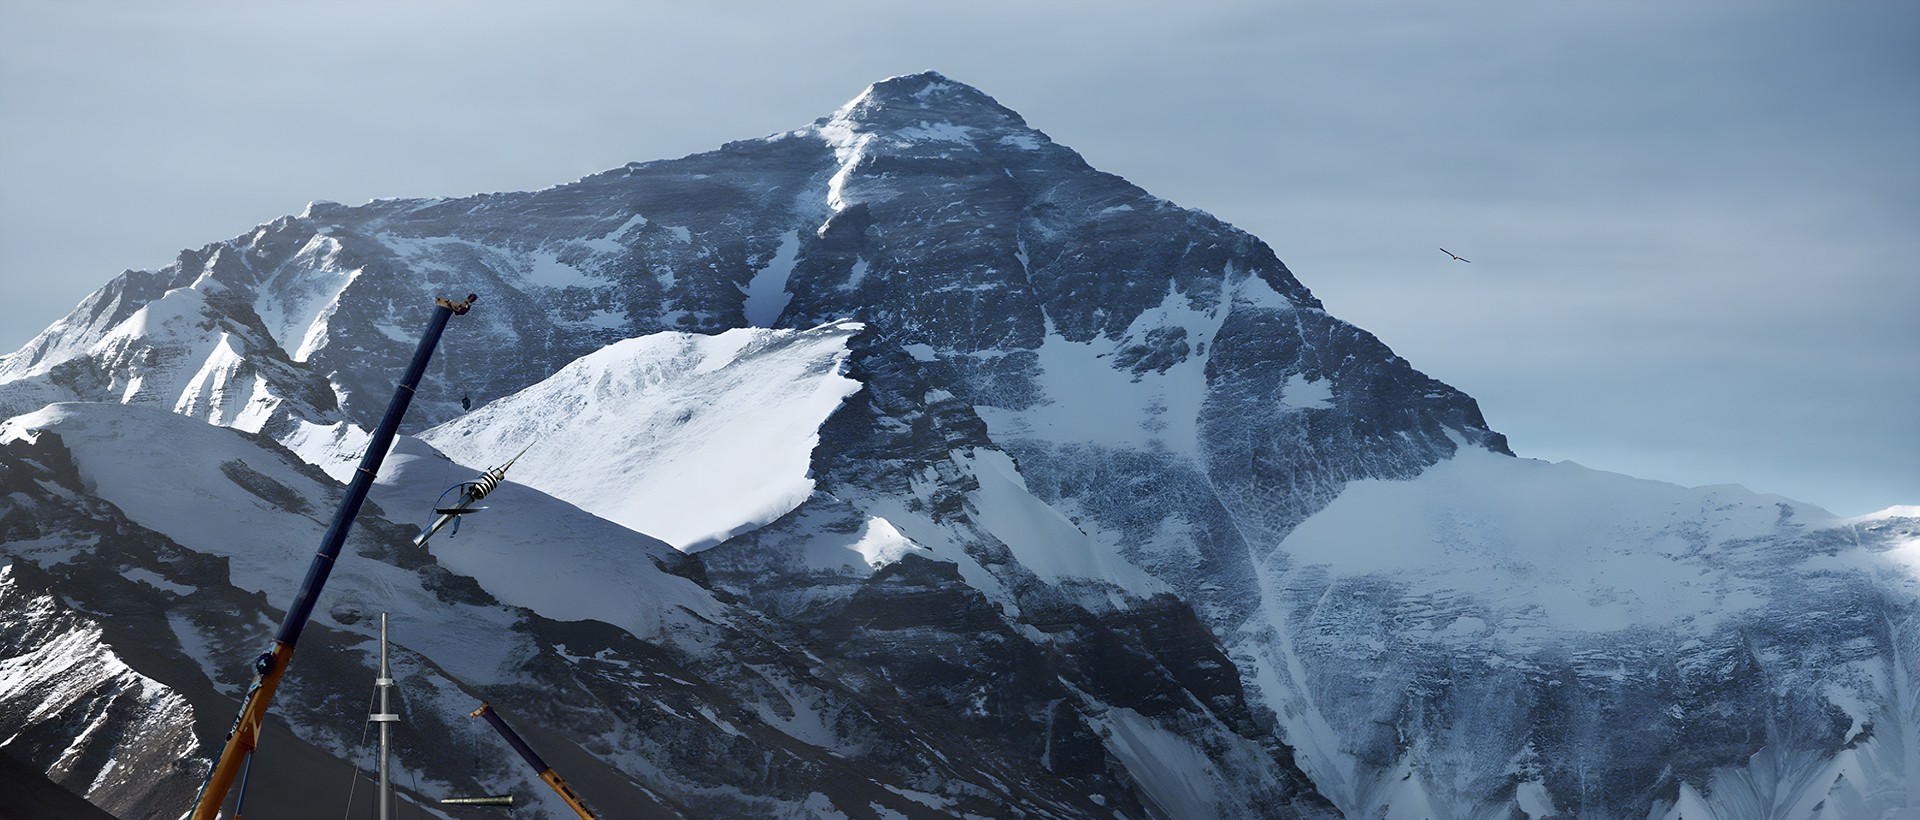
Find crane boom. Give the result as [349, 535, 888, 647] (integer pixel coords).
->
[189, 294, 477, 819]
[469, 702, 600, 819]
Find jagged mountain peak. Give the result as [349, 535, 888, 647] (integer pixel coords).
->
[819, 70, 1032, 139]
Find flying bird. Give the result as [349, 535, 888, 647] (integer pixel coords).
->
[1440, 247, 1471, 263]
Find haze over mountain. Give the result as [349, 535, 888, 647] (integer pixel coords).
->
[2, 72, 1915, 819]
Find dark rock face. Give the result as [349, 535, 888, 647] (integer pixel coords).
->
[701, 327, 1338, 817]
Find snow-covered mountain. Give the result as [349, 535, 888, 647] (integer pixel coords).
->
[2, 71, 1915, 818]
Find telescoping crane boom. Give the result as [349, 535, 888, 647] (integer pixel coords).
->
[469, 702, 601, 820]
[188, 294, 477, 820]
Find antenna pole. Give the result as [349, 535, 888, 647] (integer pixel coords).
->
[374, 613, 398, 820]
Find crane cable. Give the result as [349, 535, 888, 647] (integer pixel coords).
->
[341, 687, 378, 819]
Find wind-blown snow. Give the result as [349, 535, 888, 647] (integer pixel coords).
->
[818, 99, 878, 214]
[1853, 504, 1920, 523]
[419, 321, 864, 551]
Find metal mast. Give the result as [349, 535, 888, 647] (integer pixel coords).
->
[372, 613, 399, 820]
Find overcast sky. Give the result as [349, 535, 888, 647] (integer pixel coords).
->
[2, 1, 1914, 516]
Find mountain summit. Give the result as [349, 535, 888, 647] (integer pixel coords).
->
[827, 70, 1032, 132]
[2, 73, 1915, 819]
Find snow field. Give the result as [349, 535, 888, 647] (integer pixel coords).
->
[1277, 441, 1839, 635]
[420, 321, 864, 552]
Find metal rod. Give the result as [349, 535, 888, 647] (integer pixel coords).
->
[440, 795, 515, 806]
[376, 613, 394, 820]
[232, 753, 254, 820]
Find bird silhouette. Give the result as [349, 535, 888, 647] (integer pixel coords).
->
[1440, 247, 1471, 263]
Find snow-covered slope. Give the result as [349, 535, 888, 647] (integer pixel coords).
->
[375, 436, 722, 641]
[2, 402, 715, 664]
[420, 321, 864, 550]
[7, 401, 1307, 818]
[0, 278, 342, 436]
[1281, 445, 1840, 634]
[1243, 445, 1920, 818]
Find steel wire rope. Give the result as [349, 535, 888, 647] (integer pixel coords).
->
[342, 687, 379, 819]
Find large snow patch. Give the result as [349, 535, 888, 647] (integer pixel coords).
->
[1278, 442, 1841, 634]
[420, 321, 864, 551]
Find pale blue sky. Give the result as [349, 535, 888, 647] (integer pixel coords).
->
[2, 1, 1914, 515]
